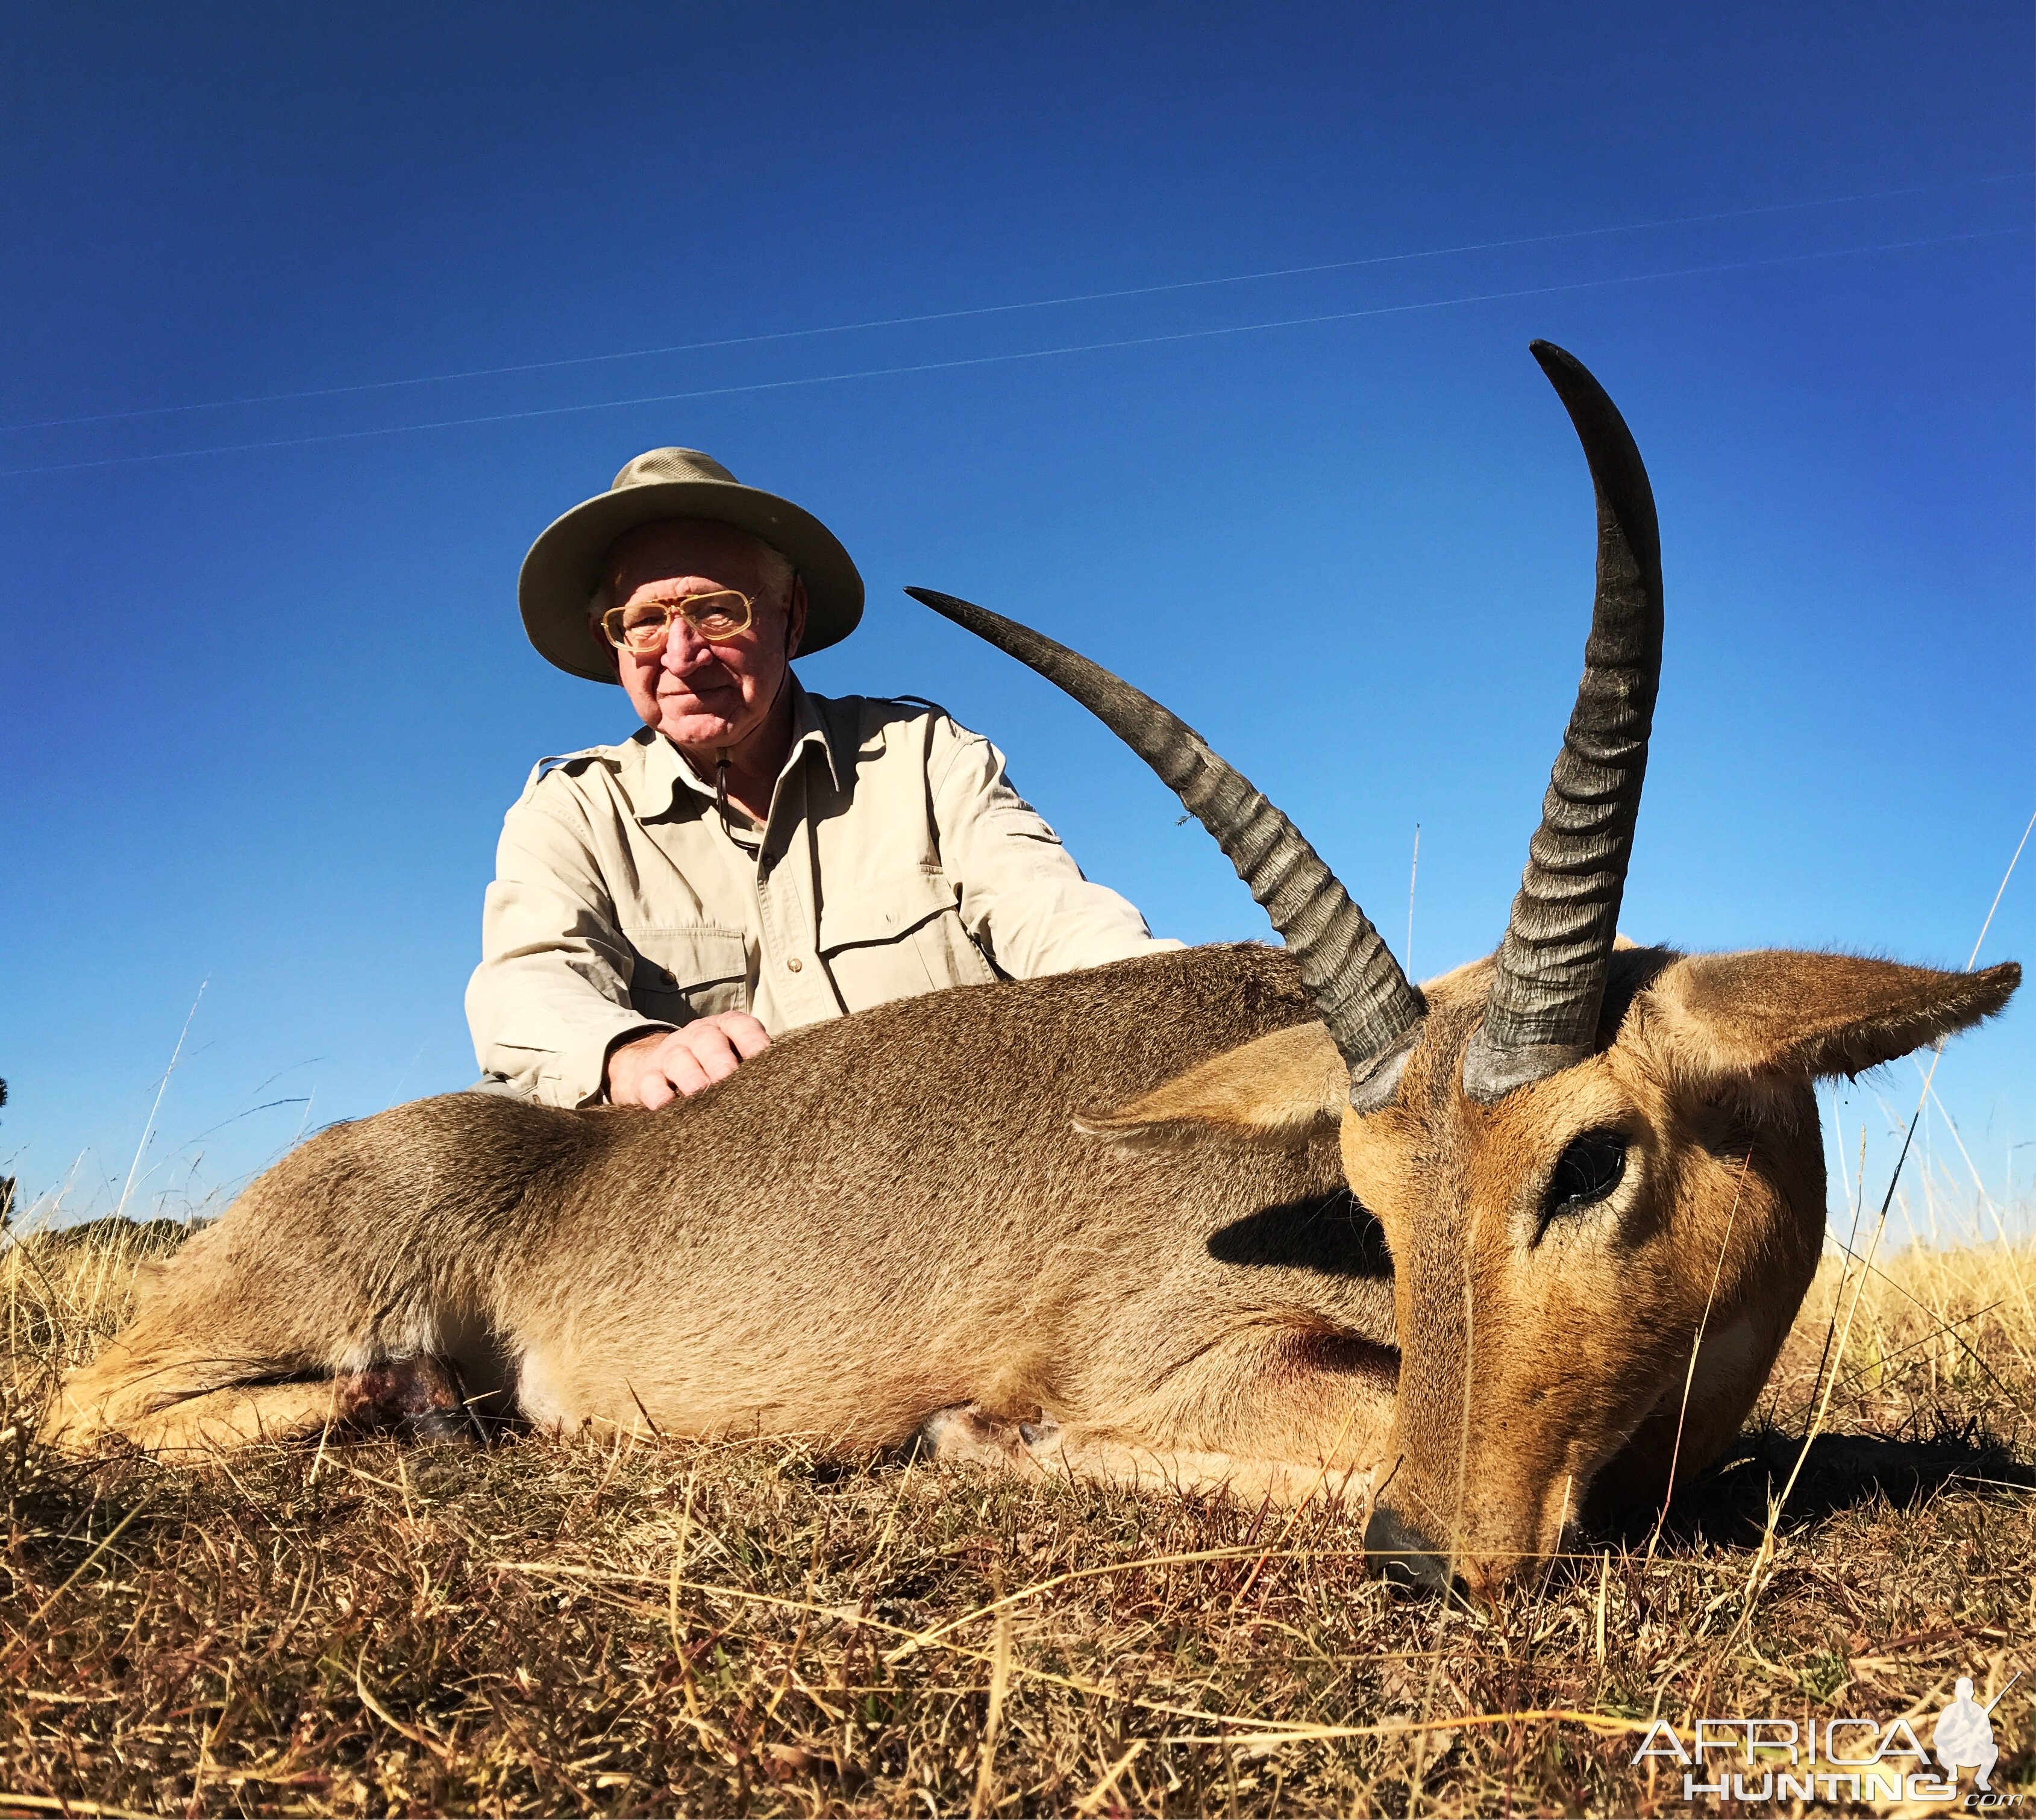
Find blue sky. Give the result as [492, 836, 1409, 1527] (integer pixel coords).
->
[2, 3, 2030, 1237]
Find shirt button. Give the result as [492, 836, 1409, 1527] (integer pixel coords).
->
[786, 957, 803, 972]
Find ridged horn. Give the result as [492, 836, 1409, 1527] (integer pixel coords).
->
[907, 588, 1426, 1106]
[1461, 341, 1664, 1102]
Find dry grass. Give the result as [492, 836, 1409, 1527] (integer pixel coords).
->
[1, 1221, 2030, 1817]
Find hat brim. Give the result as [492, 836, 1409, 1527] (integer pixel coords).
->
[518, 477, 865, 682]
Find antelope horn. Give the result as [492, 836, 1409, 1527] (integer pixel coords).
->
[907, 588, 1426, 1107]
[1461, 341, 1664, 1102]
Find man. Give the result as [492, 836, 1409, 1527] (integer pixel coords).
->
[468, 447, 1176, 1108]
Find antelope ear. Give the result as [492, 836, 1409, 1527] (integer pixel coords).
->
[1076, 1021, 1347, 1149]
[1647, 951, 2020, 1084]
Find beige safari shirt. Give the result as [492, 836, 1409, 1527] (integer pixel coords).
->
[466, 681, 1178, 1105]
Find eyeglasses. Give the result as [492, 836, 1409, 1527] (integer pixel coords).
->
[600, 589, 755, 653]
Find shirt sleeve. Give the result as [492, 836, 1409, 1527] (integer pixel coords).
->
[464, 782, 674, 1107]
[926, 714, 1184, 979]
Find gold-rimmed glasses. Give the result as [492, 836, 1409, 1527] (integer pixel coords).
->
[599, 589, 755, 654]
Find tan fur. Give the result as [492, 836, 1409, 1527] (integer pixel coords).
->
[48, 948, 1399, 1495]
[43, 940, 2014, 1589]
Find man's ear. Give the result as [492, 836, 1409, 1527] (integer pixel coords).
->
[1646, 951, 2020, 1084]
[1076, 1021, 1347, 1149]
[785, 574, 808, 658]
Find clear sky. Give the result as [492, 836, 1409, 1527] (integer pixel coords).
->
[2, 3, 2031, 1240]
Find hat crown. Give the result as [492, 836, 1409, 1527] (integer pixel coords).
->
[610, 447, 740, 493]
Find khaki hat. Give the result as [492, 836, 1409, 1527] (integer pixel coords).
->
[518, 448, 865, 683]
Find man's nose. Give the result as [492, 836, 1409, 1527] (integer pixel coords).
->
[660, 621, 717, 672]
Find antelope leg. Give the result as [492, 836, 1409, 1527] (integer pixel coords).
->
[1015, 1428, 1383, 1507]
[49, 1355, 489, 1459]
[93, 1379, 347, 1457]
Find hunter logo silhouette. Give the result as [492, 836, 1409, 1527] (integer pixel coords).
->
[1935, 1672, 2017, 1792]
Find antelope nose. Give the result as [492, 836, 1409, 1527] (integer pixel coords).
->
[1364, 1504, 1451, 1591]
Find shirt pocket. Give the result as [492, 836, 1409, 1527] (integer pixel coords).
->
[817, 866, 996, 1012]
[623, 925, 751, 1022]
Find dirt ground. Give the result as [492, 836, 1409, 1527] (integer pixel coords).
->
[2, 1222, 2029, 1817]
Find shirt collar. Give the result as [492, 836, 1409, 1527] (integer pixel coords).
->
[621, 676, 839, 821]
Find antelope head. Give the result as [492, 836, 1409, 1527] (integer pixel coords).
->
[909, 342, 2020, 1592]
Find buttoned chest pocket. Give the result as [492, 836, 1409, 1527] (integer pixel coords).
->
[624, 925, 751, 1022]
[816, 866, 997, 1013]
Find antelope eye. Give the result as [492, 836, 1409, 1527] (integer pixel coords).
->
[1546, 1131, 1627, 1221]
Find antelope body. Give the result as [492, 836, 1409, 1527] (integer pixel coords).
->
[47, 345, 2017, 1590]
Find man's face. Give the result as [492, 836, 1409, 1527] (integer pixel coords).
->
[597, 519, 807, 754]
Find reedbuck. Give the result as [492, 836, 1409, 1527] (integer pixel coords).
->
[46, 344, 2016, 1592]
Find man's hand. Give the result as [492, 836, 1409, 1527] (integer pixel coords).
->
[606, 1014, 771, 1109]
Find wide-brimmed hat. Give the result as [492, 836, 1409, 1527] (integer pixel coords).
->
[518, 448, 865, 682]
